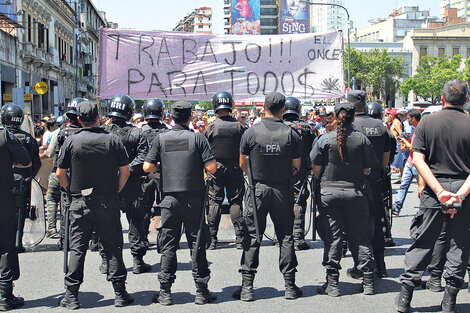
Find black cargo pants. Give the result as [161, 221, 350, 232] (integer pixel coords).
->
[65, 195, 127, 287]
[400, 178, 470, 289]
[207, 161, 245, 239]
[319, 186, 375, 273]
[157, 192, 211, 285]
[0, 197, 20, 284]
[240, 182, 298, 274]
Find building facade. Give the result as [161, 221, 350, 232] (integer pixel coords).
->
[439, 0, 470, 22]
[173, 7, 212, 34]
[309, 0, 345, 33]
[0, 0, 106, 119]
[403, 22, 470, 103]
[353, 5, 435, 43]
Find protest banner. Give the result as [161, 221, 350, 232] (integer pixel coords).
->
[98, 29, 345, 101]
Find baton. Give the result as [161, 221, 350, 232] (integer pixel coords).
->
[14, 178, 26, 249]
[245, 155, 261, 244]
[310, 176, 317, 241]
[192, 179, 211, 264]
[63, 188, 71, 274]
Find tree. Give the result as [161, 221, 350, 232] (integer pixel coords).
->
[464, 57, 470, 81]
[344, 47, 407, 106]
[400, 55, 464, 104]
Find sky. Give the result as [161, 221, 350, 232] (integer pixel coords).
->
[94, 0, 440, 33]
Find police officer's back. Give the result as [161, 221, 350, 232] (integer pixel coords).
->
[0, 125, 31, 310]
[310, 102, 377, 296]
[234, 92, 302, 301]
[143, 101, 217, 306]
[104, 94, 151, 274]
[140, 98, 168, 240]
[282, 97, 316, 251]
[204, 91, 246, 250]
[350, 90, 390, 278]
[56, 100, 134, 309]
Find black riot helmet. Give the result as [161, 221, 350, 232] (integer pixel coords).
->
[1, 104, 24, 128]
[143, 98, 165, 120]
[66, 97, 87, 119]
[212, 91, 233, 113]
[367, 102, 384, 120]
[283, 97, 301, 119]
[108, 94, 135, 121]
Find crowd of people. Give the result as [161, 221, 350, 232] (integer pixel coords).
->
[0, 79, 469, 313]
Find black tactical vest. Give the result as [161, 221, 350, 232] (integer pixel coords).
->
[250, 122, 292, 183]
[53, 125, 81, 172]
[353, 114, 387, 171]
[321, 130, 366, 188]
[284, 120, 315, 171]
[9, 128, 33, 178]
[209, 117, 241, 161]
[0, 128, 14, 196]
[104, 123, 139, 161]
[160, 130, 204, 193]
[142, 122, 168, 147]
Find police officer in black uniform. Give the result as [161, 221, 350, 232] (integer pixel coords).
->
[396, 80, 470, 313]
[349, 91, 391, 278]
[1, 104, 41, 253]
[104, 94, 151, 274]
[56, 100, 134, 309]
[204, 91, 246, 250]
[282, 97, 316, 251]
[143, 101, 217, 306]
[310, 102, 377, 296]
[233, 92, 302, 302]
[0, 124, 31, 311]
[367, 102, 395, 247]
[55, 98, 86, 250]
[140, 98, 169, 242]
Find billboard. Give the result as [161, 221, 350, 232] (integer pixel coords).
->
[0, 0, 17, 22]
[231, 0, 260, 35]
[280, 0, 309, 34]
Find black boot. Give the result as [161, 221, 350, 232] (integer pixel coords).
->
[132, 256, 152, 274]
[346, 267, 363, 280]
[0, 283, 25, 311]
[152, 283, 172, 306]
[374, 252, 387, 278]
[99, 254, 108, 275]
[284, 273, 303, 300]
[113, 282, 134, 307]
[342, 240, 348, 257]
[441, 285, 459, 313]
[362, 272, 375, 295]
[317, 270, 341, 297]
[232, 272, 255, 301]
[59, 286, 80, 310]
[194, 282, 216, 305]
[422, 274, 443, 292]
[395, 284, 414, 313]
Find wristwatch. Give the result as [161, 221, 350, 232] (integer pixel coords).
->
[456, 192, 465, 201]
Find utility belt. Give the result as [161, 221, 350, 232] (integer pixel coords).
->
[320, 181, 363, 190]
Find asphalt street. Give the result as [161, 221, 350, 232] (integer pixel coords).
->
[15, 173, 470, 312]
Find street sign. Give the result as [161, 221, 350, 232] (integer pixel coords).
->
[24, 94, 33, 101]
[3, 94, 13, 101]
[35, 82, 48, 95]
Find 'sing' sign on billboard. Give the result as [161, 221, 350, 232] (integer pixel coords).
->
[280, 0, 309, 34]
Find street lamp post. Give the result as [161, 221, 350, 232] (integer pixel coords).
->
[300, 1, 351, 89]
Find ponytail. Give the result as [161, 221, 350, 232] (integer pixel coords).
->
[336, 111, 354, 164]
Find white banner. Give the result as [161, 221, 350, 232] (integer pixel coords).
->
[98, 29, 345, 101]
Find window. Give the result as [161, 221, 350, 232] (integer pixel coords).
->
[438, 47, 445, 58]
[27, 14, 32, 42]
[198, 25, 203, 28]
[419, 47, 427, 58]
[453, 47, 460, 56]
